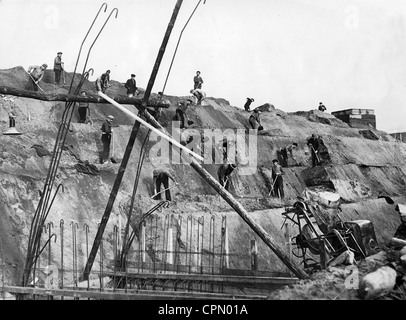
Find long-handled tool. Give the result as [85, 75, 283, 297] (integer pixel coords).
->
[26, 70, 45, 92]
[268, 176, 278, 196]
[61, 62, 66, 85]
[310, 145, 320, 164]
[151, 184, 177, 199]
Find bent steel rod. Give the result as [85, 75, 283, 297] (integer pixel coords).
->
[81, 0, 184, 281]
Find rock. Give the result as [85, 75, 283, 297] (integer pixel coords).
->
[400, 246, 406, 256]
[359, 266, 397, 300]
[303, 186, 341, 208]
[256, 103, 275, 112]
[328, 250, 355, 267]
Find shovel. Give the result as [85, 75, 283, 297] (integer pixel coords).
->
[268, 176, 278, 196]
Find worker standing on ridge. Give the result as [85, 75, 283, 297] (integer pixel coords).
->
[124, 73, 137, 97]
[152, 167, 178, 201]
[78, 90, 90, 124]
[53, 52, 63, 86]
[244, 98, 254, 111]
[318, 102, 326, 112]
[307, 134, 320, 167]
[193, 70, 203, 89]
[249, 109, 263, 130]
[27, 64, 47, 91]
[280, 142, 298, 167]
[190, 89, 206, 105]
[100, 115, 114, 164]
[95, 70, 111, 93]
[9, 110, 16, 128]
[271, 159, 285, 199]
[217, 163, 237, 191]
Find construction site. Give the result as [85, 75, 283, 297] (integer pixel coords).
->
[0, 1, 406, 302]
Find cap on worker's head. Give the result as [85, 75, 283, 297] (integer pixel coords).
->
[108, 115, 114, 120]
[131, 74, 135, 77]
[57, 52, 62, 54]
[106, 70, 111, 73]
[42, 63, 48, 68]
[319, 102, 323, 104]
[196, 70, 200, 73]
[272, 159, 279, 163]
[254, 108, 260, 113]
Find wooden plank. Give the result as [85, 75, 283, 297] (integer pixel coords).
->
[102, 271, 298, 286]
[0, 286, 267, 300]
[0, 86, 169, 108]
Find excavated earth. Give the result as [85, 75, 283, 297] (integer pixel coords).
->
[0, 66, 406, 300]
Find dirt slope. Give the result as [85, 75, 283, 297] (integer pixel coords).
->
[0, 67, 405, 296]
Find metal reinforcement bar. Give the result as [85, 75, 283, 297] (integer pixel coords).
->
[0, 86, 169, 108]
[0, 286, 267, 300]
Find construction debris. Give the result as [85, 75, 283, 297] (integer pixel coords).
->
[359, 266, 397, 300]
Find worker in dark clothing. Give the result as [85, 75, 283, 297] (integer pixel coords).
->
[318, 102, 326, 112]
[217, 163, 236, 191]
[249, 109, 263, 130]
[173, 108, 186, 129]
[280, 143, 298, 167]
[78, 90, 90, 123]
[100, 115, 114, 164]
[307, 134, 320, 167]
[124, 74, 137, 97]
[271, 159, 285, 199]
[53, 52, 63, 85]
[193, 70, 203, 89]
[153, 168, 178, 201]
[95, 70, 111, 93]
[27, 64, 47, 91]
[9, 111, 16, 128]
[244, 98, 254, 111]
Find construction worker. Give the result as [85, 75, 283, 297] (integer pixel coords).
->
[217, 163, 236, 191]
[95, 70, 111, 93]
[9, 111, 16, 128]
[280, 142, 298, 167]
[244, 98, 254, 111]
[27, 64, 47, 91]
[271, 159, 285, 199]
[318, 102, 326, 112]
[249, 109, 262, 130]
[152, 167, 178, 201]
[100, 115, 114, 164]
[78, 90, 90, 124]
[124, 74, 137, 97]
[53, 52, 63, 85]
[193, 70, 203, 89]
[307, 134, 320, 167]
[190, 89, 206, 105]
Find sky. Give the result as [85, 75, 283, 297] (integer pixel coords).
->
[0, 0, 405, 133]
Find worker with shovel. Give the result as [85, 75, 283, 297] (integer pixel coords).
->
[307, 134, 320, 167]
[152, 167, 178, 201]
[270, 159, 285, 199]
[218, 163, 237, 191]
[27, 64, 47, 92]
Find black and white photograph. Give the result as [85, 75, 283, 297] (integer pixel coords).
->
[0, 0, 405, 307]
